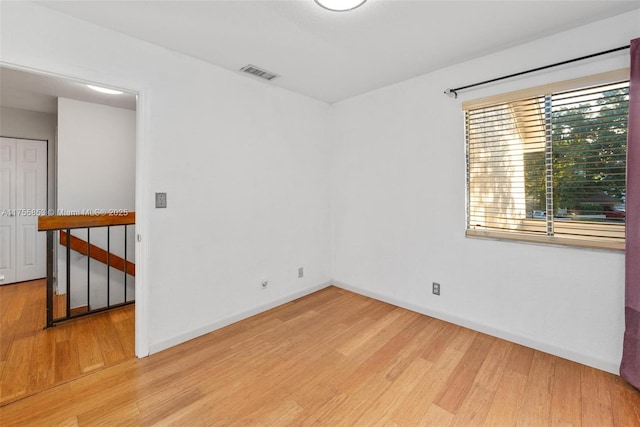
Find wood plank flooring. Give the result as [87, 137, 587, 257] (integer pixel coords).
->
[1, 286, 638, 426]
[0, 280, 134, 407]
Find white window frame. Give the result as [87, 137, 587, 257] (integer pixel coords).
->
[463, 69, 629, 251]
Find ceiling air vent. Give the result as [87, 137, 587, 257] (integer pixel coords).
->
[240, 64, 279, 81]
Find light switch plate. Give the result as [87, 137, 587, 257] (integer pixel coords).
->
[155, 192, 167, 208]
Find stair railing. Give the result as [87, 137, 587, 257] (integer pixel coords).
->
[38, 212, 136, 328]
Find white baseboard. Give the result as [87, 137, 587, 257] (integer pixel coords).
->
[332, 279, 619, 375]
[149, 281, 332, 355]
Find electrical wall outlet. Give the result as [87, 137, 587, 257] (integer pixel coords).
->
[155, 192, 167, 208]
[298, 267, 304, 278]
[432, 282, 441, 296]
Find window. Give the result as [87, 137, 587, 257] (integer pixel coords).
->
[464, 70, 629, 250]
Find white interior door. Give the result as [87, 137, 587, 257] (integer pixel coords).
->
[0, 137, 47, 285]
[0, 138, 17, 284]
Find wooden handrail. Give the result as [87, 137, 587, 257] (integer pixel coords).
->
[59, 230, 135, 276]
[38, 212, 135, 231]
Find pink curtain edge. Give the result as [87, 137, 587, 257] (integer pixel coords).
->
[620, 37, 640, 390]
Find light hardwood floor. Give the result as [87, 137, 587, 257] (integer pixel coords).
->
[1, 286, 639, 426]
[0, 279, 134, 407]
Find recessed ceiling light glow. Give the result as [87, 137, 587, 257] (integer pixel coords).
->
[86, 84, 123, 95]
[314, 0, 367, 12]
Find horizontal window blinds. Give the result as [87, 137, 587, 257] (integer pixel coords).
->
[465, 79, 628, 250]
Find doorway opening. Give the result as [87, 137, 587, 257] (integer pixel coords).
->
[0, 65, 142, 405]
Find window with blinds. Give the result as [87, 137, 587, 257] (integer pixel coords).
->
[464, 72, 629, 250]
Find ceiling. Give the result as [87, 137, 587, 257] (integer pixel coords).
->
[0, 67, 137, 114]
[24, 1, 640, 104]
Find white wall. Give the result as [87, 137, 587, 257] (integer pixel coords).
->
[331, 10, 639, 373]
[56, 98, 136, 306]
[57, 97, 136, 212]
[0, 106, 56, 210]
[1, 2, 332, 354]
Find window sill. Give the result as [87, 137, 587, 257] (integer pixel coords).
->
[466, 229, 625, 251]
